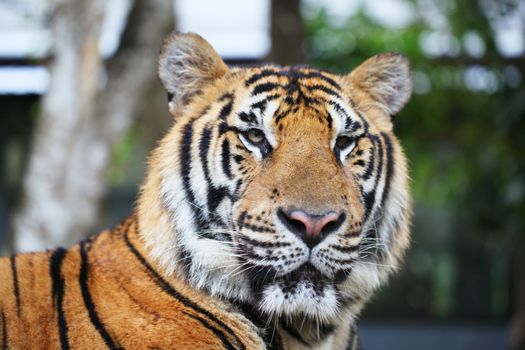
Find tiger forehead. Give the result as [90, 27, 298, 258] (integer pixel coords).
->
[242, 66, 343, 94]
[225, 66, 366, 133]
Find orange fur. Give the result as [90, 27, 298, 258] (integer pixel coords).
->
[0, 216, 264, 349]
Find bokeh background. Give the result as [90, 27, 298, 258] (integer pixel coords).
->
[1, 0, 524, 349]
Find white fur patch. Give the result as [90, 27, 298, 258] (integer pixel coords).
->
[258, 282, 340, 323]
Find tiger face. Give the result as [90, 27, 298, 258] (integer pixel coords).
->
[140, 33, 412, 324]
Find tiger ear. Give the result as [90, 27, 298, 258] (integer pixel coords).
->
[347, 52, 412, 116]
[158, 32, 229, 109]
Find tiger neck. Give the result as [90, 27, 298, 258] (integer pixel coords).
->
[280, 317, 359, 349]
[237, 303, 359, 349]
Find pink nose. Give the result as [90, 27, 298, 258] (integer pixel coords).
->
[277, 209, 345, 248]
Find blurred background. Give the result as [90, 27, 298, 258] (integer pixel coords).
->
[0, 0, 524, 349]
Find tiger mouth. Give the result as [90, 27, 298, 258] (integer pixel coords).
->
[247, 262, 333, 296]
[281, 263, 326, 284]
[277, 263, 329, 296]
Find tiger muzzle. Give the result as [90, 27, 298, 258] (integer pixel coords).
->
[277, 208, 346, 248]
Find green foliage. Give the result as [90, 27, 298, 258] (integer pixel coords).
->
[303, 0, 524, 320]
[107, 127, 138, 186]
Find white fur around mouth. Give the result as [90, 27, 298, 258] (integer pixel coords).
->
[257, 280, 340, 322]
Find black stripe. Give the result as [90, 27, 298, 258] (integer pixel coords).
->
[345, 117, 353, 130]
[79, 241, 123, 350]
[245, 69, 341, 90]
[233, 155, 244, 164]
[232, 179, 243, 201]
[380, 132, 394, 207]
[297, 71, 341, 90]
[274, 108, 292, 124]
[362, 156, 375, 181]
[240, 250, 280, 263]
[245, 69, 279, 86]
[183, 312, 236, 350]
[326, 112, 333, 129]
[237, 211, 247, 229]
[239, 236, 288, 248]
[327, 100, 348, 116]
[305, 84, 341, 99]
[327, 100, 364, 133]
[238, 304, 283, 350]
[199, 125, 231, 227]
[349, 120, 362, 132]
[180, 120, 208, 232]
[221, 139, 233, 179]
[238, 111, 257, 123]
[249, 94, 280, 117]
[208, 186, 230, 216]
[362, 139, 386, 255]
[365, 135, 384, 220]
[363, 191, 376, 221]
[219, 92, 234, 102]
[348, 97, 369, 133]
[240, 222, 276, 234]
[346, 323, 355, 350]
[251, 82, 281, 96]
[242, 263, 278, 293]
[280, 322, 309, 346]
[199, 126, 213, 182]
[283, 95, 294, 105]
[218, 98, 233, 120]
[286, 81, 318, 105]
[361, 139, 376, 181]
[122, 232, 245, 350]
[318, 323, 336, 342]
[218, 121, 230, 136]
[49, 247, 69, 350]
[176, 247, 194, 278]
[1, 311, 7, 350]
[353, 159, 365, 167]
[331, 103, 351, 129]
[330, 244, 360, 253]
[331, 257, 357, 265]
[250, 96, 269, 111]
[346, 323, 362, 350]
[9, 255, 20, 317]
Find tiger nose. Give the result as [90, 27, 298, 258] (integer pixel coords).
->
[277, 209, 346, 248]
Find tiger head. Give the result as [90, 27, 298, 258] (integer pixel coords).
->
[139, 33, 412, 324]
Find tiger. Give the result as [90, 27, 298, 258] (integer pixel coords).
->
[0, 32, 412, 349]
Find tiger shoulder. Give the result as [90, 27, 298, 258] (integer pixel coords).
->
[1, 32, 413, 350]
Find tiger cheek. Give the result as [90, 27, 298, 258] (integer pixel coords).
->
[235, 174, 277, 231]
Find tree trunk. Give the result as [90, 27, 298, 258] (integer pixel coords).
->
[12, 0, 105, 252]
[267, 0, 305, 65]
[12, 0, 174, 252]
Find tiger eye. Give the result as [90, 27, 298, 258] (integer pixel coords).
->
[246, 129, 265, 144]
[336, 135, 353, 149]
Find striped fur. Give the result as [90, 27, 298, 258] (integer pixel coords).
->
[0, 217, 266, 349]
[1, 32, 411, 349]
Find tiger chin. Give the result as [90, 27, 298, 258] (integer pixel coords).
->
[0, 32, 412, 349]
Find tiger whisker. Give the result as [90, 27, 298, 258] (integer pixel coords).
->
[354, 260, 398, 269]
[224, 261, 255, 279]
